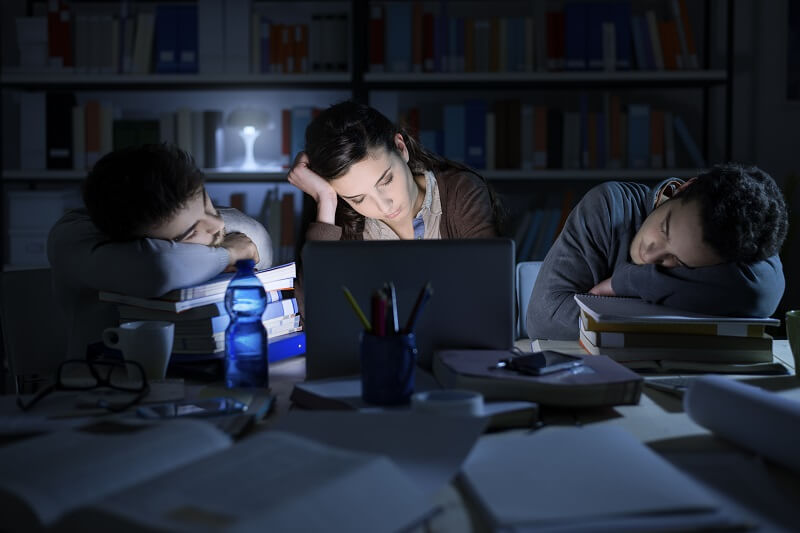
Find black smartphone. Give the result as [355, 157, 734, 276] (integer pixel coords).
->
[500, 351, 584, 376]
[136, 397, 248, 419]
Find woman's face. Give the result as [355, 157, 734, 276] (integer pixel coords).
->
[329, 135, 419, 224]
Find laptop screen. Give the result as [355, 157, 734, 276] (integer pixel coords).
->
[302, 239, 515, 379]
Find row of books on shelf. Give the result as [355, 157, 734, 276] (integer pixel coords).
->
[569, 294, 784, 374]
[369, 0, 698, 74]
[401, 96, 704, 172]
[18, 93, 704, 174]
[100, 262, 305, 361]
[14, 0, 348, 75]
[18, 93, 323, 173]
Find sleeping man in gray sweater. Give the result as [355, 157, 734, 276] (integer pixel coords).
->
[48, 144, 272, 360]
[526, 163, 788, 340]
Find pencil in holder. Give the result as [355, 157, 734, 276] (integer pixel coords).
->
[359, 331, 418, 405]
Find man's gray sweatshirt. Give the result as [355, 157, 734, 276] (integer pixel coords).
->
[525, 180, 785, 340]
[48, 208, 272, 360]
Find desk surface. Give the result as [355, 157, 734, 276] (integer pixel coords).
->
[3, 341, 799, 531]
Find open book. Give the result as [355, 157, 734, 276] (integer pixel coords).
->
[0, 420, 433, 532]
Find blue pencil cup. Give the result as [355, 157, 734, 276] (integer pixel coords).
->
[360, 332, 417, 405]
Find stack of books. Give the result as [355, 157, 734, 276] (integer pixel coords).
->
[100, 262, 304, 362]
[573, 294, 782, 373]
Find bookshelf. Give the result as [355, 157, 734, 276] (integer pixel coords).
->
[2, 0, 733, 268]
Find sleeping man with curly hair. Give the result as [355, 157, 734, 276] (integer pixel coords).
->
[526, 163, 789, 340]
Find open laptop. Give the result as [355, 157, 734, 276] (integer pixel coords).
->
[302, 239, 515, 379]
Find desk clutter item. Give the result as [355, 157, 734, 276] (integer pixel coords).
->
[574, 294, 779, 364]
[0, 420, 434, 532]
[224, 259, 269, 389]
[103, 262, 302, 363]
[343, 281, 431, 405]
[460, 425, 750, 532]
[433, 349, 642, 407]
[290, 372, 539, 431]
[684, 375, 800, 473]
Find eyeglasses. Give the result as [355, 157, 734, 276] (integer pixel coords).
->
[16, 359, 150, 413]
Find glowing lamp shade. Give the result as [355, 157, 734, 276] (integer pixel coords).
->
[226, 108, 270, 170]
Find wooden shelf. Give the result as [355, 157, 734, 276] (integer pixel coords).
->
[364, 70, 728, 90]
[484, 169, 702, 180]
[0, 71, 352, 89]
[2, 169, 289, 183]
[3, 168, 699, 183]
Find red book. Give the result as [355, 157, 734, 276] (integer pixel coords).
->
[368, 4, 385, 72]
[422, 11, 434, 72]
[533, 106, 548, 169]
[412, 2, 423, 72]
[281, 109, 291, 166]
[270, 23, 283, 73]
[48, 0, 73, 67]
[464, 18, 475, 72]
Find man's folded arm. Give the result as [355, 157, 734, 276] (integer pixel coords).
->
[526, 190, 613, 340]
[611, 255, 785, 317]
[48, 213, 230, 298]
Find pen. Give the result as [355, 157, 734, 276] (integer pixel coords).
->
[404, 282, 433, 333]
[387, 282, 399, 334]
[372, 290, 387, 337]
[341, 286, 372, 331]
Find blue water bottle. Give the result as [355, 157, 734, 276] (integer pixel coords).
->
[224, 259, 269, 388]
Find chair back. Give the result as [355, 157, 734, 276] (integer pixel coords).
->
[515, 261, 543, 339]
[1, 268, 68, 393]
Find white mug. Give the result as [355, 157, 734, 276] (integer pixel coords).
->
[102, 321, 175, 380]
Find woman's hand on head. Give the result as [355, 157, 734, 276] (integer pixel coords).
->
[287, 152, 338, 225]
[287, 152, 335, 202]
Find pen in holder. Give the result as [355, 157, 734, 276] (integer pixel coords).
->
[360, 331, 418, 405]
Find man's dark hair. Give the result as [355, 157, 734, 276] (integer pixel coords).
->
[673, 163, 788, 263]
[82, 143, 205, 241]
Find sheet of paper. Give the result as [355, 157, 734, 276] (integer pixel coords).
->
[684, 375, 800, 472]
[0, 419, 230, 527]
[461, 425, 741, 530]
[65, 431, 432, 533]
[272, 411, 487, 498]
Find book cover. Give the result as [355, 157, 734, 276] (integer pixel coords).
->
[46, 92, 75, 169]
[177, 4, 198, 73]
[433, 349, 642, 407]
[564, 3, 587, 70]
[627, 103, 650, 169]
[611, 2, 632, 69]
[197, 0, 224, 74]
[443, 104, 465, 163]
[673, 115, 706, 168]
[578, 327, 773, 364]
[582, 328, 773, 352]
[464, 99, 487, 169]
[154, 5, 178, 73]
[575, 294, 779, 334]
[162, 262, 297, 301]
[290, 106, 314, 162]
[385, 3, 412, 72]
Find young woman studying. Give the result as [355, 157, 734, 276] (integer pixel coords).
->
[287, 100, 503, 241]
